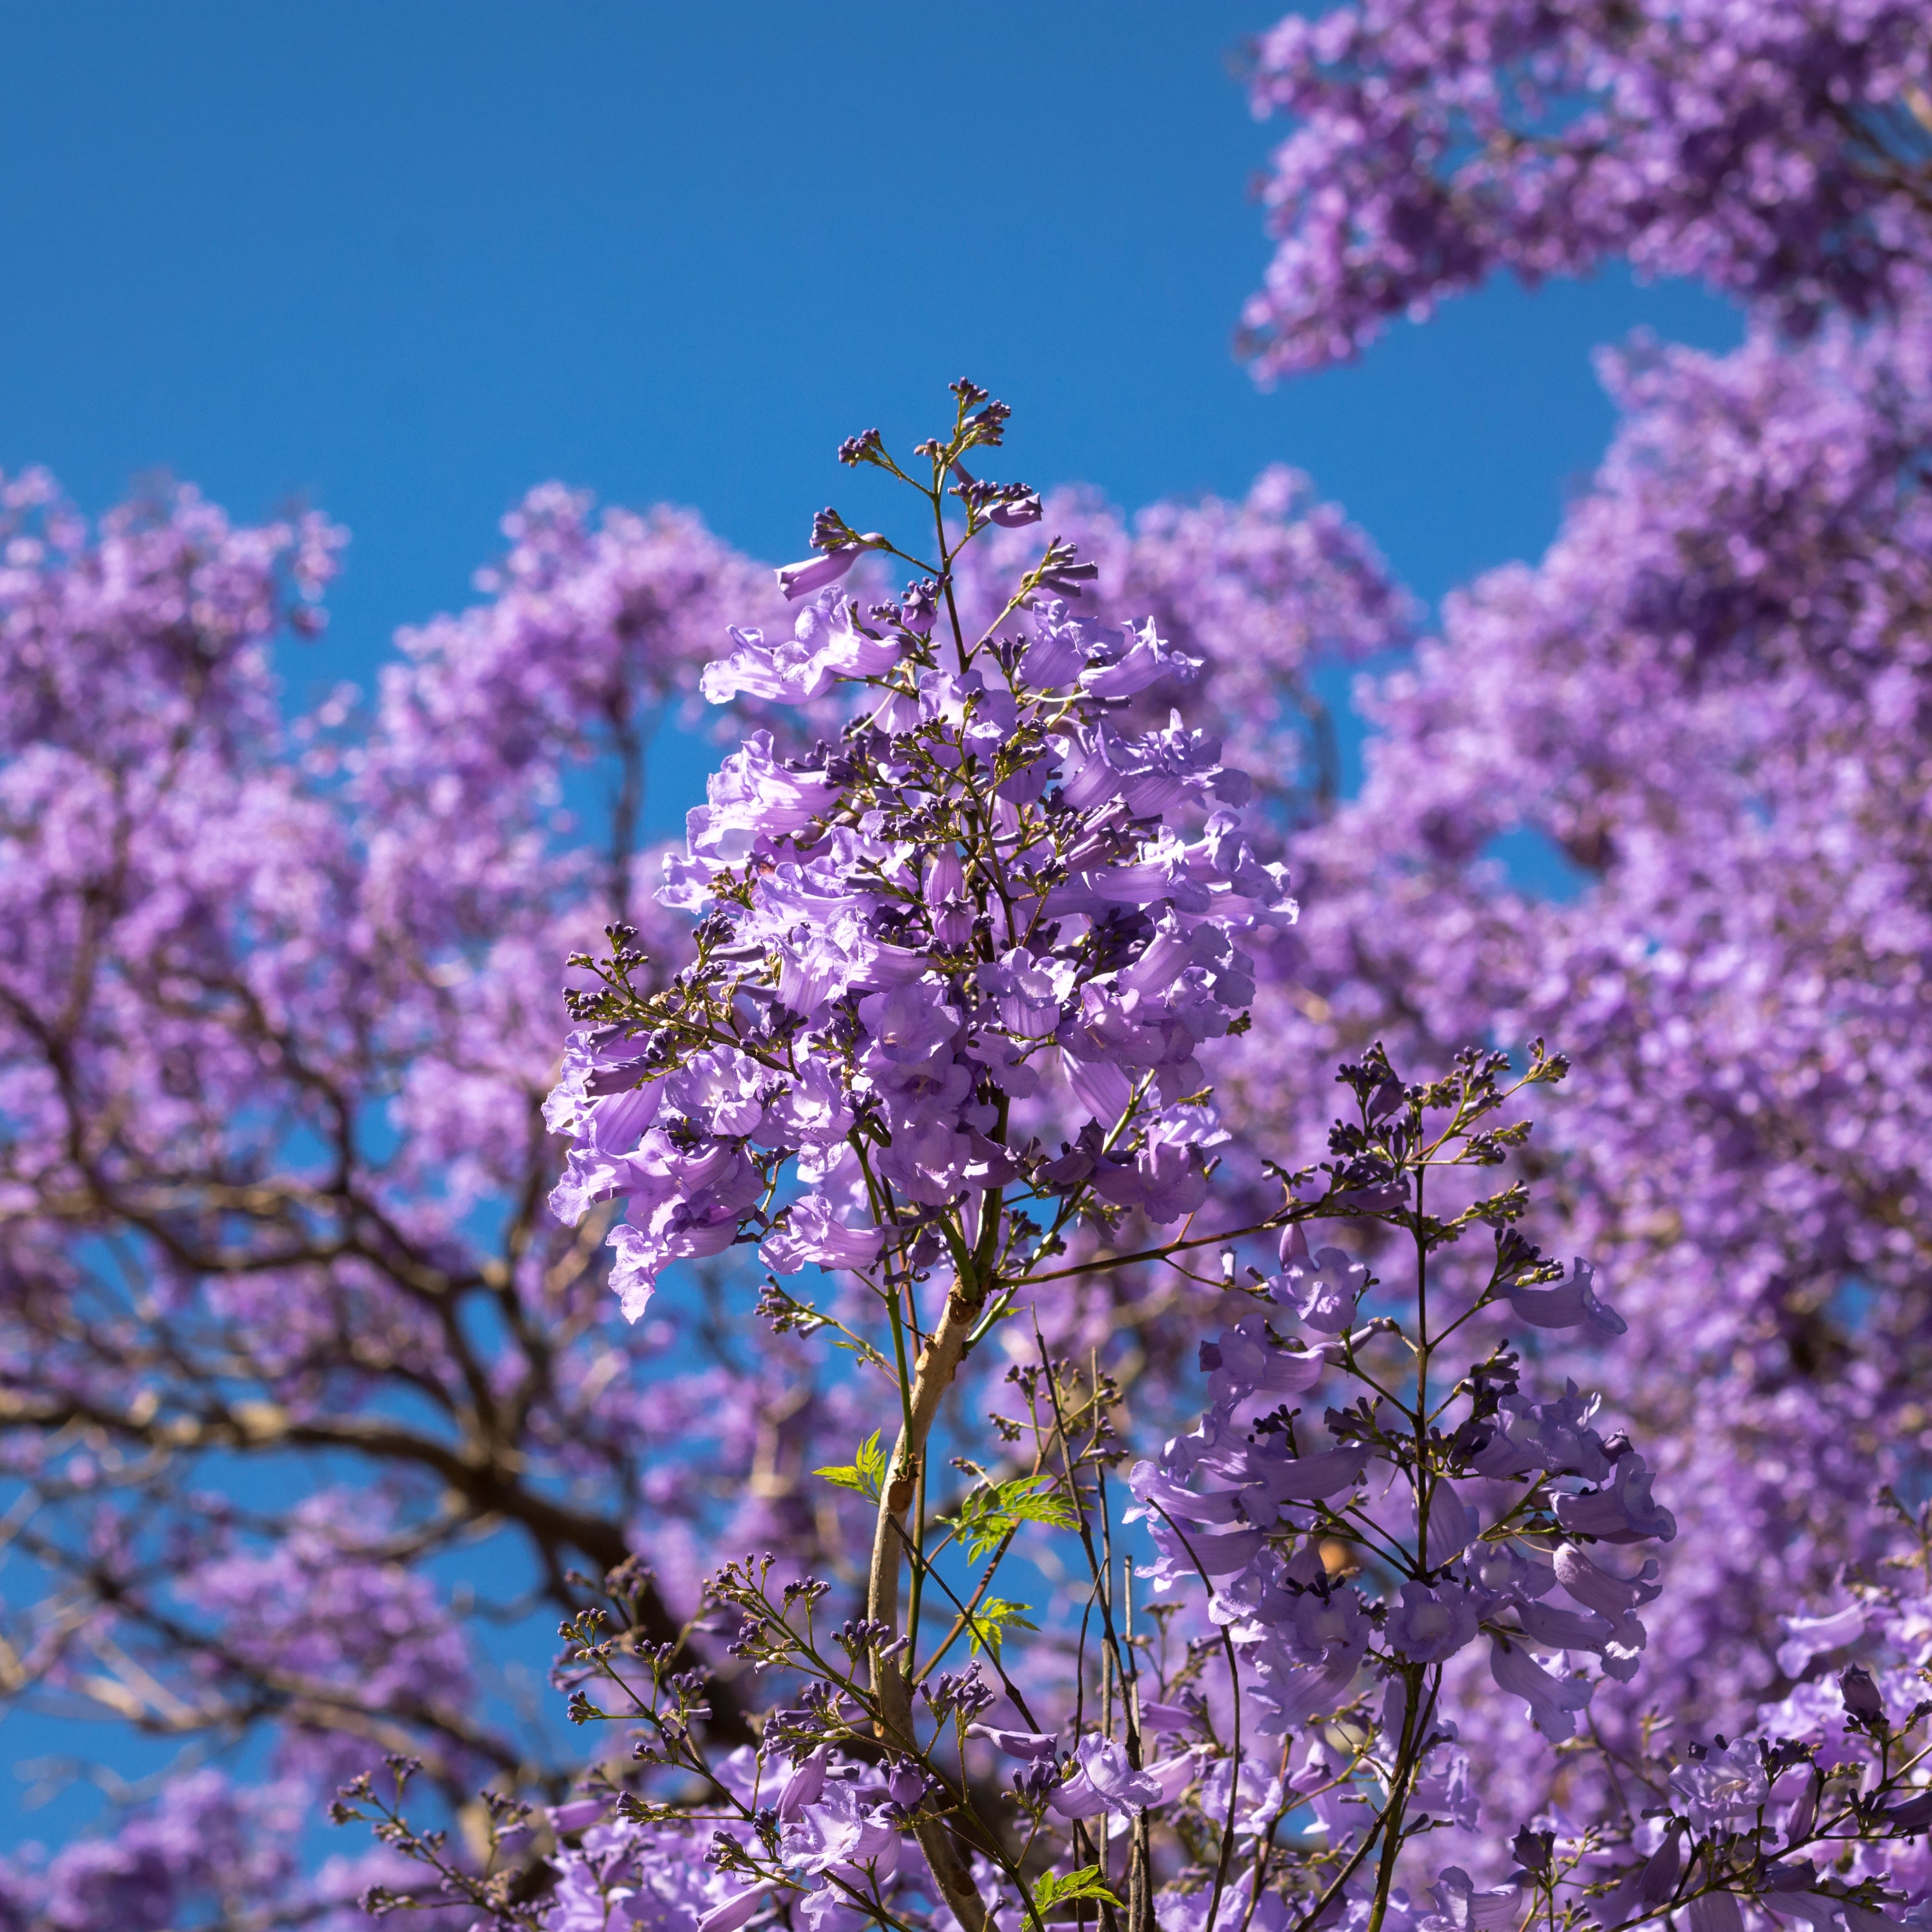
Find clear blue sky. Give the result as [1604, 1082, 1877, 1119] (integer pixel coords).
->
[0, 1, 1741, 1848]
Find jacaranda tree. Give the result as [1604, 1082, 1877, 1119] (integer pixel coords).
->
[5, 3, 1932, 1927]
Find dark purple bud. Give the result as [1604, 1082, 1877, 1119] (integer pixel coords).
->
[1840, 1665, 1886, 1725]
[1510, 1826, 1554, 1876]
[1332, 1179, 1408, 1211]
[887, 1760, 935, 1811]
[970, 400, 1010, 442]
[900, 579, 938, 635]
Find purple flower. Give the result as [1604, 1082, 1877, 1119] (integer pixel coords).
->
[1552, 1543, 1661, 1618]
[781, 1783, 903, 1879]
[547, 1798, 607, 1835]
[1282, 1583, 1369, 1666]
[697, 1884, 776, 1932]
[1470, 1386, 1611, 1483]
[775, 541, 876, 602]
[776, 1747, 829, 1819]
[987, 492, 1043, 528]
[762, 1058, 856, 1145]
[1594, 1823, 1687, 1930]
[1669, 1741, 1769, 1832]
[1048, 1735, 1164, 1819]
[1255, 1442, 1372, 1505]
[1686, 1893, 1745, 1932]
[1062, 1047, 1136, 1127]
[701, 589, 898, 702]
[1488, 1636, 1593, 1741]
[1511, 1599, 1627, 1674]
[1247, 1653, 1362, 1735]
[1271, 1224, 1366, 1333]
[1553, 1453, 1677, 1545]
[965, 1724, 1058, 1761]
[1018, 604, 1088, 689]
[588, 1076, 665, 1154]
[979, 948, 1071, 1038]
[875, 1116, 973, 1206]
[666, 1045, 768, 1137]
[1080, 617, 1204, 700]
[1196, 1317, 1333, 1406]
[1506, 1259, 1625, 1337]
[1776, 1605, 1866, 1678]
[1386, 1581, 1481, 1665]
[686, 730, 839, 860]
[1410, 1745, 1478, 1832]
[1421, 1482, 1479, 1567]
[760, 1196, 884, 1275]
[1421, 1866, 1523, 1932]
[858, 981, 958, 1066]
[1140, 1698, 1203, 1735]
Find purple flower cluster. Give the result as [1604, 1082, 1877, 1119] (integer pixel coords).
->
[1238, 0, 1932, 377]
[1127, 1221, 1672, 1808]
[181, 1491, 481, 1788]
[1203, 5, 1932, 1838]
[1200, 298, 1932, 1796]
[545, 472, 1297, 1324]
[0, 1769, 425, 1932]
[0, 465, 812, 1909]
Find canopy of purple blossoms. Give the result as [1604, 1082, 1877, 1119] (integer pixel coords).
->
[2, 6, 1932, 1927]
[1238, 0, 1932, 377]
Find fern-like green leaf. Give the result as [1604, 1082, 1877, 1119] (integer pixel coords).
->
[815, 1430, 888, 1502]
[965, 1597, 1037, 1660]
[1032, 1867, 1124, 1914]
[947, 1474, 1078, 1561]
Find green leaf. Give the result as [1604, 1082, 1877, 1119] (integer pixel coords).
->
[946, 1475, 1078, 1562]
[1032, 1867, 1125, 1915]
[815, 1430, 888, 1502]
[965, 1597, 1037, 1660]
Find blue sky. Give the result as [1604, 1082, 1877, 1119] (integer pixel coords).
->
[0, 0, 1743, 1850]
